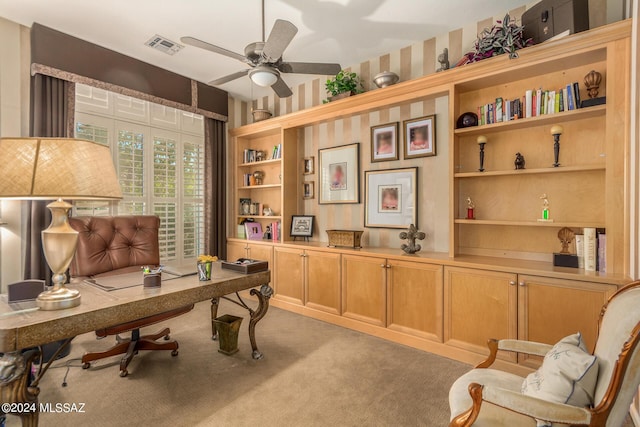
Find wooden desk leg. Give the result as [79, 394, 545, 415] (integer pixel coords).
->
[248, 284, 273, 360]
[0, 350, 41, 427]
[210, 297, 220, 341]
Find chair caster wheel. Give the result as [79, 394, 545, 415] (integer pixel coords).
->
[82, 362, 91, 369]
[119, 370, 128, 377]
[164, 335, 170, 341]
[171, 349, 179, 357]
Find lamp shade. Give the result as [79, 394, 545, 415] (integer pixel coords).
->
[0, 137, 122, 200]
[249, 66, 278, 87]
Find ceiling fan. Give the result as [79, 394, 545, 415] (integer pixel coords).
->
[180, 1, 341, 98]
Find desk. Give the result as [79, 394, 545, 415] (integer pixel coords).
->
[0, 264, 271, 426]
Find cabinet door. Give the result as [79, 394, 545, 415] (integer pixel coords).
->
[387, 260, 443, 342]
[517, 275, 618, 366]
[273, 246, 304, 305]
[342, 254, 386, 326]
[445, 267, 517, 361]
[226, 241, 248, 262]
[305, 250, 341, 315]
[246, 242, 273, 267]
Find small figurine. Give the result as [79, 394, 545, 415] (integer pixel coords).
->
[466, 196, 475, 220]
[436, 48, 449, 72]
[399, 224, 426, 254]
[584, 70, 602, 99]
[540, 193, 551, 221]
[263, 225, 272, 240]
[514, 152, 526, 170]
[557, 227, 575, 254]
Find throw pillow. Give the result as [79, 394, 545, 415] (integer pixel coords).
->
[521, 332, 599, 427]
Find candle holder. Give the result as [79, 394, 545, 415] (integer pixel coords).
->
[477, 135, 487, 172]
[550, 125, 563, 167]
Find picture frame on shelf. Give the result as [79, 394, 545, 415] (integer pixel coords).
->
[302, 181, 315, 199]
[403, 115, 436, 159]
[303, 156, 315, 175]
[371, 122, 399, 162]
[245, 222, 263, 240]
[365, 167, 418, 228]
[290, 215, 315, 239]
[319, 143, 360, 204]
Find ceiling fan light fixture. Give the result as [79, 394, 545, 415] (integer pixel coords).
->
[250, 66, 278, 87]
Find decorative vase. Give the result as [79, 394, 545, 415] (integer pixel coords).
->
[197, 261, 212, 281]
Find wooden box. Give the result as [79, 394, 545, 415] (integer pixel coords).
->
[326, 230, 363, 249]
[221, 258, 269, 274]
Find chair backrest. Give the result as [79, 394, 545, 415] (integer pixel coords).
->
[69, 215, 160, 277]
[592, 281, 640, 426]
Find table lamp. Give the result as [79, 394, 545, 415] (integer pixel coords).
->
[0, 137, 122, 310]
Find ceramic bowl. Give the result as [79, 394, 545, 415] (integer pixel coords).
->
[373, 71, 399, 88]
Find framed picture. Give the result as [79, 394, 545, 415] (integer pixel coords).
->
[364, 167, 418, 228]
[403, 115, 436, 159]
[302, 181, 315, 199]
[290, 215, 315, 237]
[371, 122, 399, 162]
[244, 222, 263, 240]
[319, 143, 360, 204]
[303, 157, 315, 175]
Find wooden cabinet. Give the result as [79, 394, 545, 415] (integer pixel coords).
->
[387, 259, 443, 342]
[342, 254, 387, 326]
[226, 240, 273, 266]
[445, 266, 618, 365]
[444, 267, 518, 361]
[273, 246, 341, 311]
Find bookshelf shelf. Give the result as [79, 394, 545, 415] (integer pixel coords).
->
[454, 219, 605, 228]
[454, 164, 605, 178]
[239, 184, 282, 190]
[239, 158, 282, 168]
[238, 215, 282, 220]
[454, 105, 606, 136]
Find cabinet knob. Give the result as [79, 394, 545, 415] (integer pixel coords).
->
[300, 253, 305, 257]
[386, 264, 391, 269]
[380, 264, 386, 268]
[509, 280, 516, 286]
[519, 281, 526, 287]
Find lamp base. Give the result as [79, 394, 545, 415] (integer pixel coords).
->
[37, 287, 81, 310]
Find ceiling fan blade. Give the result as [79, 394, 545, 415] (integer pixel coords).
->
[262, 19, 298, 62]
[208, 69, 250, 86]
[271, 75, 293, 98]
[278, 62, 342, 75]
[181, 36, 246, 63]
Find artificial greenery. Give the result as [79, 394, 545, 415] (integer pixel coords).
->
[462, 14, 533, 64]
[325, 70, 364, 98]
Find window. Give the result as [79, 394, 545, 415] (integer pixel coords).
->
[74, 84, 205, 264]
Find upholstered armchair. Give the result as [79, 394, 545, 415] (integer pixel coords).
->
[69, 215, 193, 377]
[449, 281, 640, 426]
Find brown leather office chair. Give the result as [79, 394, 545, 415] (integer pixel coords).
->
[69, 215, 193, 377]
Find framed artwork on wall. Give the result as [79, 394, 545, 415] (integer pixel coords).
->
[302, 181, 315, 199]
[364, 167, 418, 228]
[403, 115, 436, 159]
[303, 156, 315, 175]
[370, 122, 399, 162]
[318, 143, 360, 204]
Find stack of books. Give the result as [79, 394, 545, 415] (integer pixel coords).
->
[575, 228, 606, 273]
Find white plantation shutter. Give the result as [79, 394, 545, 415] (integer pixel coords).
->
[74, 83, 205, 264]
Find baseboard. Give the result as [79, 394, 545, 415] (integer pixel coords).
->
[269, 297, 534, 377]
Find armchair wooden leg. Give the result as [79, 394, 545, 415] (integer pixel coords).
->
[449, 383, 484, 427]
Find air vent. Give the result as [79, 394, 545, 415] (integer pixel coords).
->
[144, 34, 184, 55]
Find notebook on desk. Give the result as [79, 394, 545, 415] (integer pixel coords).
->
[163, 264, 197, 277]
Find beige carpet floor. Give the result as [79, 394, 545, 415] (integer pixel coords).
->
[7, 299, 633, 427]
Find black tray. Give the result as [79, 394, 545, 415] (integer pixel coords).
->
[221, 258, 269, 274]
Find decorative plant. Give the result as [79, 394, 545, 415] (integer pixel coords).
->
[325, 70, 364, 98]
[458, 14, 533, 65]
[197, 254, 218, 263]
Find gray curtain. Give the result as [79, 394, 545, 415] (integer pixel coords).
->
[24, 74, 74, 283]
[204, 118, 227, 260]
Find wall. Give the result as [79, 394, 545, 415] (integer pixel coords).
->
[0, 17, 30, 290]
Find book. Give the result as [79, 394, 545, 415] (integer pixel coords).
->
[525, 89, 533, 118]
[575, 234, 585, 269]
[584, 228, 597, 272]
[573, 82, 581, 109]
[495, 97, 503, 122]
[598, 232, 606, 273]
[536, 88, 542, 116]
[567, 84, 575, 110]
[561, 88, 567, 112]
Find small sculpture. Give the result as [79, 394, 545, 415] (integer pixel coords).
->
[253, 171, 264, 185]
[477, 135, 487, 172]
[540, 194, 550, 221]
[466, 196, 475, 220]
[263, 225, 272, 240]
[550, 125, 563, 167]
[514, 152, 526, 170]
[399, 224, 426, 254]
[584, 70, 602, 99]
[557, 227, 575, 254]
[436, 48, 450, 72]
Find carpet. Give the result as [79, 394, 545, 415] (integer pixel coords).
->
[8, 299, 471, 426]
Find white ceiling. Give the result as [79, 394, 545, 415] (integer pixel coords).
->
[0, 0, 526, 101]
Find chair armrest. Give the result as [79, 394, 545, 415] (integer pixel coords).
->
[480, 383, 592, 425]
[497, 339, 553, 357]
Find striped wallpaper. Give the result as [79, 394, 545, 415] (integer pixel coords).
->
[226, 2, 608, 249]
